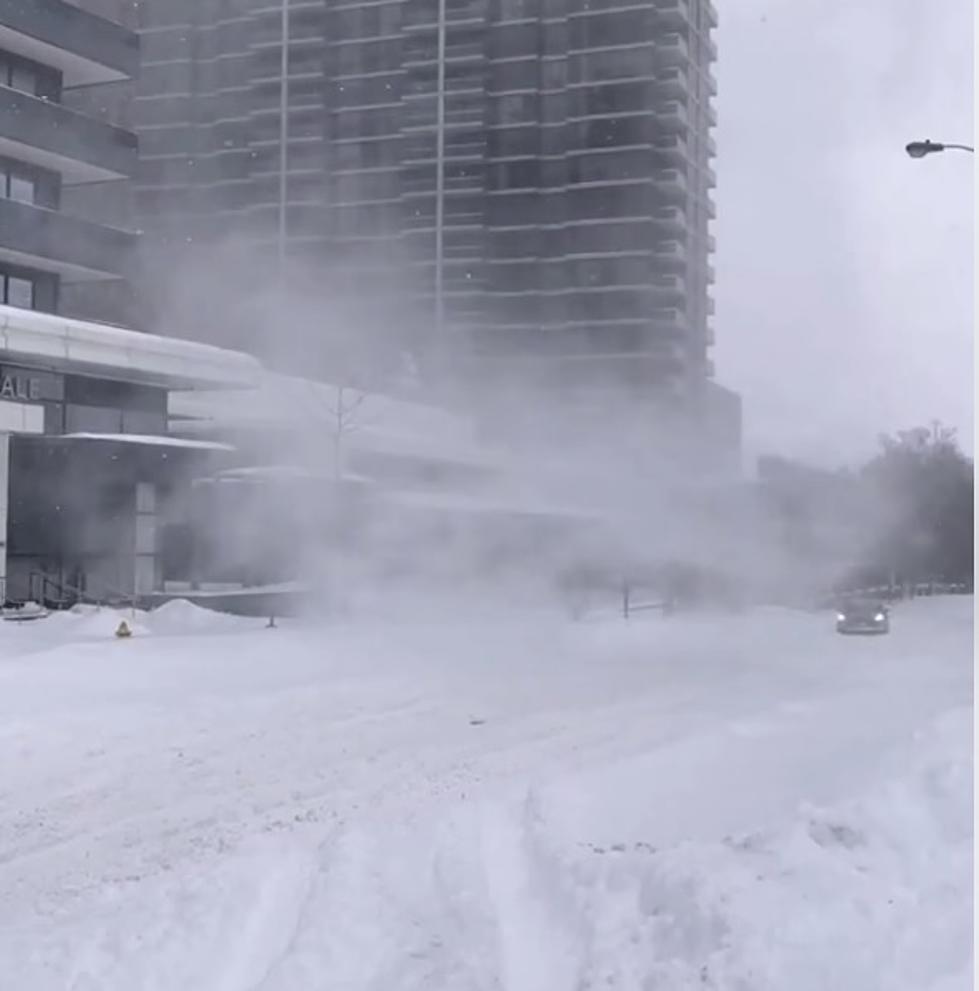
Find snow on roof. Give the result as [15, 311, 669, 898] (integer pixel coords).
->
[62, 433, 234, 451]
[0, 305, 261, 391]
[208, 465, 373, 485]
[170, 372, 499, 469]
[375, 488, 596, 522]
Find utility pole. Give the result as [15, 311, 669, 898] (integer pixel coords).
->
[278, 0, 290, 279]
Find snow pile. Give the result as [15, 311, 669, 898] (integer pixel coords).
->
[0, 598, 970, 989]
[8, 709, 968, 991]
[526, 707, 973, 991]
[144, 599, 262, 636]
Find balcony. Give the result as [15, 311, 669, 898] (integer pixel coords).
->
[705, 325, 715, 346]
[705, 165, 717, 187]
[650, 307, 687, 336]
[0, 198, 136, 281]
[654, 0, 691, 30]
[654, 67, 688, 101]
[706, 296, 715, 315]
[706, 133, 717, 156]
[0, 87, 136, 183]
[0, 0, 138, 86]
[706, 71, 718, 96]
[652, 134, 688, 166]
[653, 239, 686, 269]
[535, 347, 687, 389]
[706, 1, 718, 27]
[651, 204, 686, 234]
[705, 197, 716, 218]
[655, 33, 689, 68]
[653, 168, 687, 200]
[706, 262, 715, 283]
[657, 100, 689, 131]
[649, 273, 685, 300]
[706, 233, 716, 252]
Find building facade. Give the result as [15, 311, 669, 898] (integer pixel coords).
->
[0, 303, 259, 605]
[0, 0, 139, 325]
[330, 0, 718, 393]
[127, 0, 718, 396]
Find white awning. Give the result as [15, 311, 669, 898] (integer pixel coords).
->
[0, 305, 261, 391]
[61, 433, 234, 451]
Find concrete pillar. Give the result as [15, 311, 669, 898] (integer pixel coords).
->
[134, 481, 158, 596]
[0, 432, 8, 604]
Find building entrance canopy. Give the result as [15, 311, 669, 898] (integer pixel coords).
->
[0, 305, 261, 392]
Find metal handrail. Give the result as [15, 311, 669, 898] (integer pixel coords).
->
[26, 571, 137, 614]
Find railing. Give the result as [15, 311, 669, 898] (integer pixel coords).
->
[622, 587, 670, 619]
[25, 571, 137, 615]
[832, 582, 972, 604]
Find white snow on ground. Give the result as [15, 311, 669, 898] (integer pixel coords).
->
[0, 597, 971, 990]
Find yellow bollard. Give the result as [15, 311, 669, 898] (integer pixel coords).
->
[115, 620, 132, 639]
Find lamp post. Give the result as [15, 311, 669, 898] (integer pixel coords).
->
[905, 139, 974, 158]
[278, 0, 290, 278]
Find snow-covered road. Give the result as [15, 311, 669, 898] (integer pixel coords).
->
[0, 597, 971, 990]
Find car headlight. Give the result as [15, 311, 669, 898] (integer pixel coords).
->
[875, 613, 885, 622]
[836, 612, 846, 622]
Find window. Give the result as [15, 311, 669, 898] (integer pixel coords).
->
[495, 93, 537, 126]
[8, 172, 35, 204]
[0, 269, 56, 310]
[123, 409, 167, 435]
[490, 159, 539, 190]
[0, 54, 34, 94]
[65, 405, 123, 434]
[1, 272, 36, 308]
[0, 161, 39, 204]
[136, 483, 156, 515]
[0, 51, 59, 99]
[541, 60, 567, 89]
[498, 0, 536, 21]
[571, 46, 653, 84]
[5, 277, 33, 308]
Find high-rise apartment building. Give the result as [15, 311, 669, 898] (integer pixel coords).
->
[327, 0, 719, 392]
[134, 1, 328, 255]
[0, 0, 138, 324]
[129, 0, 718, 395]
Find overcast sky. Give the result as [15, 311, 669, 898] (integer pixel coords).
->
[714, 0, 973, 466]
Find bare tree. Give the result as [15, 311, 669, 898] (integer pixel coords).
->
[322, 383, 370, 480]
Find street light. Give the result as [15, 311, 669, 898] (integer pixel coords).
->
[905, 138, 974, 159]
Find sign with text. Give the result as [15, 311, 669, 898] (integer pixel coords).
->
[0, 367, 64, 403]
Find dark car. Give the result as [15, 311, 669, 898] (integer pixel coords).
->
[836, 599, 890, 635]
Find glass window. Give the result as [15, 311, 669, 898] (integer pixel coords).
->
[135, 516, 157, 554]
[498, 0, 536, 20]
[8, 62, 37, 95]
[6, 277, 33, 308]
[541, 60, 567, 89]
[43, 403, 64, 434]
[123, 409, 166, 435]
[65, 404, 124, 434]
[136, 483, 156, 515]
[495, 93, 537, 126]
[8, 172, 35, 204]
